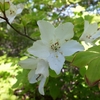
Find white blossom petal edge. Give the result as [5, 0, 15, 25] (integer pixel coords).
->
[0, 1, 24, 23]
[28, 20, 84, 74]
[19, 58, 49, 95]
[80, 20, 100, 43]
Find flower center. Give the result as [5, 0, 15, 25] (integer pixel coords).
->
[86, 35, 92, 39]
[51, 42, 60, 51]
[10, 10, 15, 15]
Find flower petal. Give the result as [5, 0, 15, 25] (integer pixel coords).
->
[55, 22, 74, 44]
[19, 58, 38, 69]
[16, 4, 24, 14]
[35, 59, 49, 77]
[60, 40, 84, 56]
[37, 20, 54, 43]
[0, 0, 10, 4]
[28, 70, 46, 95]
[0, 12, 5, 22]
[28, 69, 39, 83]
[27, 40, 50, 59]
[5, 3, 23, 23]
[80, 21, 98, 42]
[91, 30, 100, 41]
[6, 6, 16, 23]
[47, 51, 65, 74]
[84, 20, 89, 29]
[38, 77, 46, 95]
[84, 21, 97, 35]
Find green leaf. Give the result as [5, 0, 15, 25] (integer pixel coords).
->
[12, 69, 29, 88]
[69, 0, 81, 3]
[79, 66, 87, 76]
[84, 15, 94, 23]
[72, 51, 99, 67]
[49, 69, 58, 78]
[21, 14, 32, 26]
[86, 58, 100, 85]
[0, 2, 10, 11]
[4, 2, 10, 11]
[87, 45, 100, 52]
[49, 79, 61, 100]
[72, 45, 100, 85]
[50, 85, 60, 100]
[66, 55, 74, 62]
[13, 0, 27, 4]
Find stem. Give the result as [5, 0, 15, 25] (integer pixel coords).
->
[7, 20, 35, 41]
[0, 13, 35, 41]
[23, 26, 27, 35]
[0, 16, 6, 20]
[6, 18, 35, 41]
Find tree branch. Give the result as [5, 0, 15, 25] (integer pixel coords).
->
[0, 15, 35, 41]
[7, 21, 35, 41]
[0, 16, 6, 20]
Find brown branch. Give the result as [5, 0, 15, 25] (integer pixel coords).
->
[0, 13, 35, 41]
[0, 16, 6, 20]
[7, 20, 35, 41]
[23, 26, 27, 35]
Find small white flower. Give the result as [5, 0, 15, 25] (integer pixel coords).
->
[0, 0, 9, 4]
[19, 58, 49, 95]
[28, 20, 84, 75]
[0, 1, 24, 23]
[80, 20, 100, 43]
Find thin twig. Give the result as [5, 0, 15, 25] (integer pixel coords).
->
[0, 13, 35, 41]
[6, 20, 35, 41]
[23, 26, 27, 35]
[0, 16, 6, 20]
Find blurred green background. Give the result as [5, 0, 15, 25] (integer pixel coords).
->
[0, 0, 100, 99]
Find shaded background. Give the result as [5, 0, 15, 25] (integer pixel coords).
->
[0, 0, 100, 100]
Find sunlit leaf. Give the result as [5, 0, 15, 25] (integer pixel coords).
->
[86, 58, 100, 85]
[79, 66, 87, 76]
[72, 45, 100, 85]
[0, 2, 10, 11]
[49, 69, 58, 78]
[72, 51, 99, 67]
[69, 0, 81, 3]
[49, 78, 61, 100]
[4, 2, 10, 11]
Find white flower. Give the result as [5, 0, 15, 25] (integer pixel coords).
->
[28, 20, 84, 75]
[80, 20, 100, 43]
[0, 1, 24, 23]
[0, 0, 9, 3]
[19, 58, 49, 95]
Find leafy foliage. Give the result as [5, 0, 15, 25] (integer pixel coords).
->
[72, 46, 100, 86]
[1, 0, 100, 99]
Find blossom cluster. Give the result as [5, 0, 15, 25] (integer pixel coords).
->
[0, 0, 100, 95]
[0, 0, 23, 23]
[1, 1, 100, 95]
[19, 20, 83, 95]
[19, 20, 100, 95]
[80, 21, 100, 49]
[80, 21, 100, 43]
